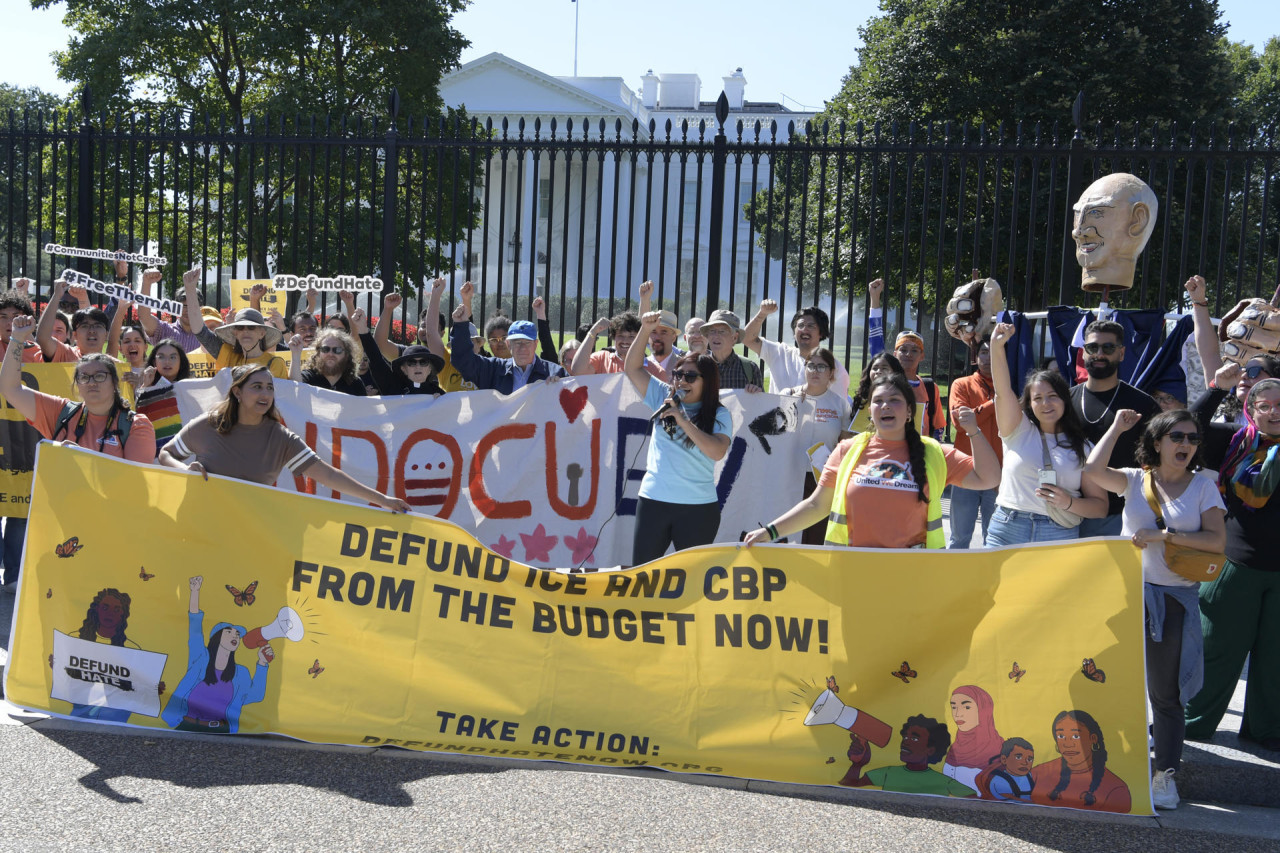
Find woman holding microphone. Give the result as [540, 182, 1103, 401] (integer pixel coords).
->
[623, 311, 733, 565]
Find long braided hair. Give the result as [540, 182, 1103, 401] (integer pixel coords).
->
[871, 373, 929, 504]
[1047, 709, 1108, 806]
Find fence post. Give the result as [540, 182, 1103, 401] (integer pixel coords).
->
[1058, 91, 1087, 305]
[381, 89, 401, 290]
[705, 92, 730, 310]
[75, 88, 94, 275]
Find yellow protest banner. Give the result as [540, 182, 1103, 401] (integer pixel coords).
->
[4, 445, 1151, 814]
[0, 363, 77, 516]
[229, 279, 282, 316]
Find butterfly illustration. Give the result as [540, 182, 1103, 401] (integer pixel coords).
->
[46, 588, 52, 599]
[826, 675, 840, 694]
[308, 659, 325, 679]
[1008, 661, 1027, 683]
[54, 537, 83, 558]
[825, 757, 836, 764]
[139, 567, 156, 582]
[1081, 658, 1106, 684]
[225, 581, 258, 607]
[891, 661, 918, 683]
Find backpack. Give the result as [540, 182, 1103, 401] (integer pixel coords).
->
[922, 377, 939, 429]
[52, 400, 135, 450]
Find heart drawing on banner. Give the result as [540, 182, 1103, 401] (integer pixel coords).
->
[559, 386, 589, 423]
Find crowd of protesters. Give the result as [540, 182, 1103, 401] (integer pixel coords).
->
[0, 263, 1276, 810]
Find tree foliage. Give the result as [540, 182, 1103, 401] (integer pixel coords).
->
[29, 0, 479, 289]
[745, 0, 1273, 314]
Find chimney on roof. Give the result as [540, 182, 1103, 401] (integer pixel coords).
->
[640, 69, 658, 109]
[723, 67, 746, 110]
[657, 73, 701, 109]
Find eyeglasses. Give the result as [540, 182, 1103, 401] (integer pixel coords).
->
[793, 320, 820, 331]
[1165, 431, 1203, 445]
[403, 358, 433, 368]
[316, 345, 346, 354]
[74, 372, 113, 386]
[1245, 364, 1272, 379]
[487, 335, 507, 345]
[671, 370, 702, 382]
[1082, 342, 1119, 355]
[1254, 402, 1279, 415]
[804, 362, 831, 373]
[76, 322, 107, 333]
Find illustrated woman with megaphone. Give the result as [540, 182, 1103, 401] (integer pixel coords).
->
[161, 576, 273, 734]
[623, 311, 733, 566]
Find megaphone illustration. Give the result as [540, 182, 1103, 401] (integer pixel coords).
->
[243, 606, 305, 650]
[804, 689, 893, 748]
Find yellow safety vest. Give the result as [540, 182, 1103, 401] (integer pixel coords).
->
[823, 431, 947, 548]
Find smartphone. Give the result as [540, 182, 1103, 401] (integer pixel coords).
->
[1038, 469, 1057, 487]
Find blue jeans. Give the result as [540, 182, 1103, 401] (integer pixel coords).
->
[984, 506, 1082, 547]
[1079, 513, 1123, 538]
[948, 486, 997, 549]
[1, 517, 26, 586]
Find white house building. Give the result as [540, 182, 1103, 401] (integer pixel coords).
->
[438, 53, 819, 320]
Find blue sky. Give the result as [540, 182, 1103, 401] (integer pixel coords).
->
[3, 0, 1276, 111]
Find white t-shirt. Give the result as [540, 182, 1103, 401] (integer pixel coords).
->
[996, 415, 1092, 513]
[758, 337, 851, 398]
[781, 385, 852, 476]
[1120, 468, 1226, 587]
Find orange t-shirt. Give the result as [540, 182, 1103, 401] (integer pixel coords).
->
[45, 340, 82, 363]
[29, 391, 156, 463]
[0, 339, 48, 364]
[818, 434, 973, 548]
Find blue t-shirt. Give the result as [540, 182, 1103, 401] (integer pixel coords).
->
[637, 376, 734, 505]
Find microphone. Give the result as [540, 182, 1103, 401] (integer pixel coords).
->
[650, 388, 686, 421]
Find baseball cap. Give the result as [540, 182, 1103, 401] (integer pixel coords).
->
[506, 320, 537, 342]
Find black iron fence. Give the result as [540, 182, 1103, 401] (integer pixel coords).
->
[2, 90, 1278, 389]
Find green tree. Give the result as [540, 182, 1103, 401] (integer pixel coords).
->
[32, 0, 479, 289]
[745, 0, 1255, 314]
[1231, 37, 1280, 137]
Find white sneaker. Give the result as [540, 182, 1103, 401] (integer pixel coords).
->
[1151, 768, 1180, 810]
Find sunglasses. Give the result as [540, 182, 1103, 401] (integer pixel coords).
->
[1082, 342, 1119, 355]
[402, 358, 433, 368]
[1165, 431, 1202, 445]
[671, 370, 702, 382]
[317, 345, 346, 354]
[1245, 364, 1272, 379]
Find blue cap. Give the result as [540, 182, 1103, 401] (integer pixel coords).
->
[507, 320, 537, 342]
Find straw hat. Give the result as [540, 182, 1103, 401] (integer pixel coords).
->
[214, 308, 283, 350]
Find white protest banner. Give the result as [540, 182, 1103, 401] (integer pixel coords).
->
[272, 273, 384, 292]
[174, 374, 812, 568]
[60, 268, 185, 317]
[44, 243, 168, 266]
[51, 630, 169, 719]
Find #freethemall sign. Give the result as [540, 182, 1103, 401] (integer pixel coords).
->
[5, 444, 1151, 815]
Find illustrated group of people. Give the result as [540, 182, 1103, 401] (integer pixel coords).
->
[1, 258, 1276, 813]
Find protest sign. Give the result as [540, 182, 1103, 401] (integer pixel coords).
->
[0, 363, 77, 516]
[4, 444, 1151, 814]
[174, 374, 811, 568]
[59, 269, 184, 317]
[230, 280, 284, 317]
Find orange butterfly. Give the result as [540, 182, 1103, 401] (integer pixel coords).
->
[891, 661, 917, 683]
[1081, 658, 1106, 684]
[139, 567, 156, 581]
[225, 581, 258, 607]
[54, 537, 83, 558]
[826, 675, 840, 694]
[308, 659, 324, 679]
[1008, 661, 1027, 683]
